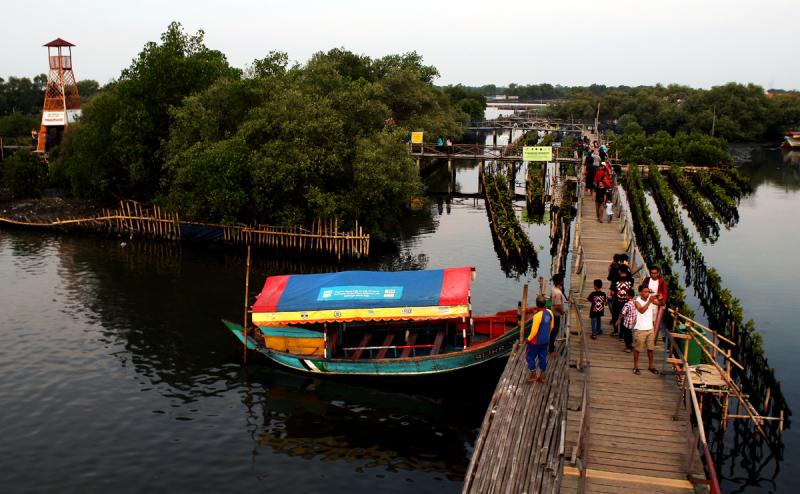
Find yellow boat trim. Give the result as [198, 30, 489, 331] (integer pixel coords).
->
[253, 304, 470, 325]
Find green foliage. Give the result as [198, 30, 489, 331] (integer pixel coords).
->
[547, 83, 800, 142]
[526, 162, 545, 212]
[665, 165, 720, 240]
[76, 80, 101, 101]
[482, 170, 537, 272]
[53, 22, 239, 200]
[41, 24, 496, 236]
[623, 165, 692, 317]
[691, 170, 738, 226]
[2, 150, 47, 198]
[441, 85, 486, 122]
[0, 113, 38, 139]
[0, 75, 46, 116]
[611, 115, 731, 165]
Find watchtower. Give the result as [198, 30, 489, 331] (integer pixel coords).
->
[37, 38, 81, 152]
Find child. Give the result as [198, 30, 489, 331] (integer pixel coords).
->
[587, 279, 607, 340]
[605, 198, 614, 222]
[616, 288, 637, 352]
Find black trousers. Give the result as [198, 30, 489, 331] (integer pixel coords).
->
[610, 299, 626, 326]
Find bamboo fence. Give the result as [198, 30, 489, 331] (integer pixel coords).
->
[0, 200, 369, 259]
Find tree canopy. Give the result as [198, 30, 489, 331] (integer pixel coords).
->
[52, 24, 468, 236]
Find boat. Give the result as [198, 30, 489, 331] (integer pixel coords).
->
[782, 131, 800, 150]
[222, 266, 530, 376]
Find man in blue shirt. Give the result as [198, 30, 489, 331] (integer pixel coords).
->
[526, 296, 554, 383]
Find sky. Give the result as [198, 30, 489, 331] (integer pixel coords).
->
[2, 0, 798, 90]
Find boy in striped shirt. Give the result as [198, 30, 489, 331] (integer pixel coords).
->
[616, 288, 637, 352]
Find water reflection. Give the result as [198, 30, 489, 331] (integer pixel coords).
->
[241, 364, 502, 481]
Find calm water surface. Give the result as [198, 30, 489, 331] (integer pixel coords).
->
[0, 156, 548, 494]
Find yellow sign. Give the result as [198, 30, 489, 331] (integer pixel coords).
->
[523, 146, 553, 161]
[411, 131, 424, 144]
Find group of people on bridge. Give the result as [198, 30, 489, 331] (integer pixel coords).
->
[581, 135, 615, 224]
[588, 260, 669, 375]
[523, 135, 670, 381]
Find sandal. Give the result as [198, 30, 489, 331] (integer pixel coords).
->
[649, 368, 659, 375]
[633, 368, 641, 375]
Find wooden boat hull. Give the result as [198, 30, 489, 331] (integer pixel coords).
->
[222, 320, 518, 376]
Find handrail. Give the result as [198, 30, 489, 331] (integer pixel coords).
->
[663, 326, 722, 494]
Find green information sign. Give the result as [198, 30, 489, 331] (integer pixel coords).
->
[522, 146, 553, 162]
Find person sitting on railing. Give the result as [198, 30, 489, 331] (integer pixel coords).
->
[632, 284, 660, 375]
[525, 295, 554, 383]
[616, 288, 637, 353]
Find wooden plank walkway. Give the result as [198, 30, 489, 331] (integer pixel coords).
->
[462, 335, 569, 494]
[561, 191, 703, 494]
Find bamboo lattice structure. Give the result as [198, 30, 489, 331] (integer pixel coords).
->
[0, 200, 370, 259]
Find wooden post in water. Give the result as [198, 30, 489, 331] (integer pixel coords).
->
[243, 245, 251, 364]
[519, 283, 529, 344]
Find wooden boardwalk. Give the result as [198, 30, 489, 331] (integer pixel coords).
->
[561, 191, 703, 494]
[462, 334, 569, 494]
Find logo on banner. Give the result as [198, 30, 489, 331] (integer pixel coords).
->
[317, 285, 404, 301]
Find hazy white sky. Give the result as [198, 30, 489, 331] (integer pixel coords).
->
[2, 0, 797, 89]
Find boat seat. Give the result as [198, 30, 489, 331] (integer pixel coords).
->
[430, 330, 446, 355]
[400, 332, 418, 358]
[350, 332, 373, 360]
[375, 332, 395, 359]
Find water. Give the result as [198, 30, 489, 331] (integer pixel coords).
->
[0, 156, 551, 494]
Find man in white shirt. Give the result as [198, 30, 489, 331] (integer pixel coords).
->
[549, 274, 565, 355]
[632, 284, 658, 375]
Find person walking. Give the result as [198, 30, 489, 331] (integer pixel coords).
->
[605, 197, 614, 222]
[610, 264, 634, 335]
[615, 288, 637, 352]
[526, 296, 554, 383]
[587, 279, 607, 339]
[593, 162, 612, 222]
[632, 284, 658, 375]
[549, 274, 565, 355]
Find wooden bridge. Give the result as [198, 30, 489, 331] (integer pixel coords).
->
[461, 118, 587, 134]
[410, 143, 581, 164]
[463, 172, 722, 493]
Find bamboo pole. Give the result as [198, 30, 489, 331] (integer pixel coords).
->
[519, 284, 529, 344]
[243, 245, 251, 364]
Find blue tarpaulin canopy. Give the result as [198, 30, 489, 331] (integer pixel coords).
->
[252, 267, 474, 325]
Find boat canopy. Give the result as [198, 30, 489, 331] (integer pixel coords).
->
[252, 267, 475, 325]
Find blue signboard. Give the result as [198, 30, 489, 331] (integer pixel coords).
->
[317, 286, 404, 301]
